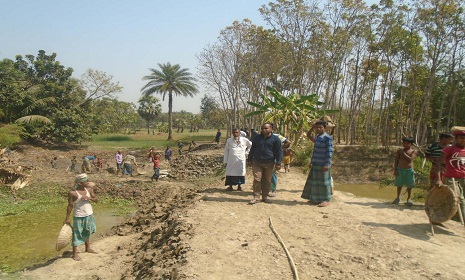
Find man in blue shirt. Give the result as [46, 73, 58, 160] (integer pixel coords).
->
[247, 123, 283, 204]
[301, 120, 334, 207]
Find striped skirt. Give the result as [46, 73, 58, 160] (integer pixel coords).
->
[301, 165, 332, 203]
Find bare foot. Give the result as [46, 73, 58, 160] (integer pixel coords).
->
[72, 254, 81, 261]
[317, 201, 330, 207]
[85, 249, 98, 254]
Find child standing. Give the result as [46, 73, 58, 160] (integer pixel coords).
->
[188, 140, 197, 152]
[164, 146, 172, 162]
[177, 141, 184, 155]
[282, 143, 293, 173]
[436, 128, 465, 221]
[70, 156, 78, 172]
[151, 154, 161, 181]
[96, 156, 104, 172]
[51, 157, 58, 169]
[392, 137, 418, 206]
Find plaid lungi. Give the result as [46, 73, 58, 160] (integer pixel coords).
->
[301, 165, 332, 203]
[72, 214, 96, 246]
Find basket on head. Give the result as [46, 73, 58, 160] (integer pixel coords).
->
[84, 181, 95, 187]
[425, 185, 458, 223]
[451, 126, 465, 135]
[56, 224, 73, 251]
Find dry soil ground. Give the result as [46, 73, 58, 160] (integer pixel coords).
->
[4, 144, 465, 280]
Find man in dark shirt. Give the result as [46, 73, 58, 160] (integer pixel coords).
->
[215, 129, 222, 145]
[247, 122, 283, 204]
[425, 133, 453, 189]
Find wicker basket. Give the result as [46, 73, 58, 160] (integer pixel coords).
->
[134, 165, 147, 175]
[425, 185, 458, 223]
[452, 126, 465, 135]
[56, 224, 73, 251]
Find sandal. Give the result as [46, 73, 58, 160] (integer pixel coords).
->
[262, 198, 271, 204]
[406, 199, 414, 206]
[226, 186, 233, 191]
[237, 186, 243, 191]
[391, 198, 400, 205]
[269, 191, 277, 197]
[248, 198, 260, 205]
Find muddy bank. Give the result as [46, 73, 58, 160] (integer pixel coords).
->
[7, 144, 400, 279]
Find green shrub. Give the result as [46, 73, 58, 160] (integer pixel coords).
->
[292, 142, 313, 173]
[0, 124, 26, 148]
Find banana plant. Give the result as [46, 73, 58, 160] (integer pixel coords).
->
[246, 86, 338, 145]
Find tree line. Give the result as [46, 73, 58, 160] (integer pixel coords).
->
[197, 0, 465, 146]
[2, 0, 464, 147]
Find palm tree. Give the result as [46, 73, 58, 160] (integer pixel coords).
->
[141, 63, 198, 140]
[137, 95, 162, 134]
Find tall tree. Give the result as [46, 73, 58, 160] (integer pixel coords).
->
[141, 63, 198, 140]
[78, 69, 123, 106]
[138, 95, 162, 134]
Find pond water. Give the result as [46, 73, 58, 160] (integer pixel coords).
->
[336, 183, 425, 202]
[1, 183, 424, 273]
[0, 203, 133, 272]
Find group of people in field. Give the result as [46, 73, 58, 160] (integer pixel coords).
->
[392, 128, 465, 227]
[64, 121, 465, 261]
[223, 120, 333, 207]
[224, 119, 465, 217]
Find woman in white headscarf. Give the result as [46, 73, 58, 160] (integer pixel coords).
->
[64, 173, 98, 261]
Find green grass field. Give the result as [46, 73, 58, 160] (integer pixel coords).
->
[84, 129, 222, 150]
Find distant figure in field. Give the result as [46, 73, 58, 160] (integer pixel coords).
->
[177, 141, 184, 155]
[189, 141, 197, 152]
[224, 128, 252, 191]
[81, 156, 92, 173]
[122, 152, 138, 177]
[392, 137, 417, 206]
[50, 156, 58, 169]
[96, 156, 103, 172]
[215, 129, 222, 145]
[151, 153, 161, 182]
[115, 150, 123, 176]
[70, 156, 78, 172]
[164, 146, 172, 161]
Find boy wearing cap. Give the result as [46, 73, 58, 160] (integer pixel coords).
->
[392, 137, 418, 206]
[435, 129, 465, 220]
[64, 173, 98, 261]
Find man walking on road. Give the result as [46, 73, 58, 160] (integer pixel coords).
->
[247, 123, 283, 204]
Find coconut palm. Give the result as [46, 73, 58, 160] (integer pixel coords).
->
[141, 63, 198, 140]
[137, 95, 162, 134]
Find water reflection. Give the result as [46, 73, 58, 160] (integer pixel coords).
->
[0, 203, 132, 272]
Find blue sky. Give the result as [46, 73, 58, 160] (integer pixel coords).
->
[0, 0, 267, 113]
